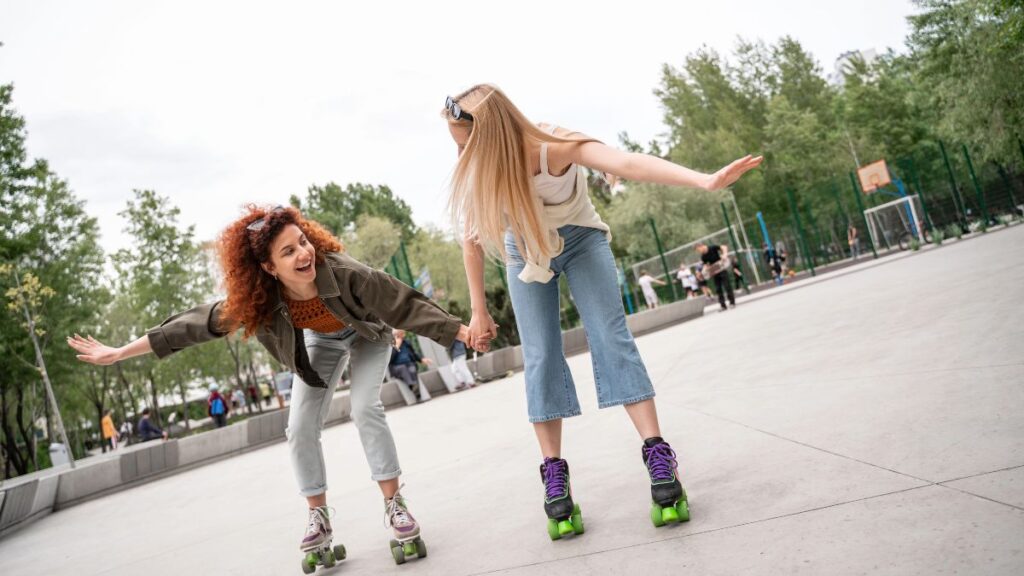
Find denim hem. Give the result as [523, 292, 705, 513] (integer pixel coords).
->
[598, 391, 656, 410]
[528, 409, 583, 423]
[299, 486, 328, 498]
[370, 468, 402, 482]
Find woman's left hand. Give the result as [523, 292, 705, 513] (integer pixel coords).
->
[705, 155, 764, 191]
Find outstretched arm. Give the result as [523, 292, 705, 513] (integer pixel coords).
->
[69, 300, 229, 365]
[566, 141, 762, 191]
[68, 334, 152, 365]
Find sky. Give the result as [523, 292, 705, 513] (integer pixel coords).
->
[1, 0, 917, 254]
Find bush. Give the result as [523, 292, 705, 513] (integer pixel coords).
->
[910, 238, 921, 251]
[931, 229, 945, 245]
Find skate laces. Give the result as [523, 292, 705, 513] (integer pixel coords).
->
[542, 458, 569, 500]
[307, 506, 333, 533]
[384, 485, 413, 528]
[644, 442, 677, 482]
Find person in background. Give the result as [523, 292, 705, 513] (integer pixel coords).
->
[696, 242, 735, 311]
[248, 382, 260, 409]
[763, 243, 783, 286]
[847, 223, 861, 260]
[448, 338, 476, 390]
[119, 420, 134, 445]
[101, 409, 118, 452]
[138, 408, 167, 442]
[264, 379, 276, 405]
[389, 330, 433, 402]
[229, 387, 243, 412]
[693, 266, 713, 299]
[676, 263, 699, 299]
[637, 270, 667, 310]
[731, 258, 749, 295]
[208, 383, 230, 428]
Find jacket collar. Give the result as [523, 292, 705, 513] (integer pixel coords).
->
[267, 255, 340, 311]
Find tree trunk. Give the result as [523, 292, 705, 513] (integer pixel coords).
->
[14, 385, 38, 471]
[148, 370, 162, 427]
[245, 345, 264, 413]
[225, 337, 253, 414]
[115, 363, 138, 416]
[178, 379, 191, 433]
[0, 384, 28, 476]
[87, 370, 107, 453]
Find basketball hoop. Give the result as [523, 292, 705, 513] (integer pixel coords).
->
[858, 160, 891, 194]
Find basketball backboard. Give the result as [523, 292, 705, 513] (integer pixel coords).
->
[857, 159, 891, 194]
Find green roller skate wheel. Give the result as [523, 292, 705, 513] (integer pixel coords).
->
[333, 543, 347, 560]
[662, 505, 680, 524]
[301, 552, 317, 574]
[547, 518, 562, 540]
[391, 542, 407, 565]
[415, 538, 428, 558]
[676, 499, 691, 522]
[403, 541, 417, 556]
[650, 502, 666, 527]
[570, 513, 585, 535]
[557, 519, 574, 536]
[322, 548, 336, 568]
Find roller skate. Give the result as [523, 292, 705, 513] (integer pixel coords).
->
[385, 488, 426, 565]
[642, 437, 690, 527]
[299, 506, 346, 574]
[540, 457, 584, 540]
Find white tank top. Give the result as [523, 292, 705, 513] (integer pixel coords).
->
[534, 125, 577, 206]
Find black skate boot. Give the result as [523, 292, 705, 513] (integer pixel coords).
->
[642, 437, 690, 526]
[539, 457, 584, 540]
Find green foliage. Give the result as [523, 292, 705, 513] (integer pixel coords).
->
[291, 182, 417, 241]
[908, 0, 1024, 163]
[0, 84, 106, 477]
[605, 182, 725, 259]
[342, 214, 401, 270]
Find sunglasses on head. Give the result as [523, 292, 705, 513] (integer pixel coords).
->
[445, 96, 473, 122]
[246, 205, 285, 232]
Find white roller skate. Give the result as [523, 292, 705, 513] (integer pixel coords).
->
[385, 487, 426, 565]
[299, 506, 346, 574]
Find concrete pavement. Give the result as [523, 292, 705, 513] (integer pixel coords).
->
[1, 225, 1021, 575]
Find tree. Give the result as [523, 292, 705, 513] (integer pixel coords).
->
[342, 214, 402, 270]
[291, 182, 417, 241]
[0, 84, 106, 477]
[111, 190, 213, 429]
[908, 0, 1024, 163]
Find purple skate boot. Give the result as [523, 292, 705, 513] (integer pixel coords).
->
[540, 457, 584, 540]
[642, 437, 690, 526]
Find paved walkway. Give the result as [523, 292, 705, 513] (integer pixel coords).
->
[2, 226, 1022, 575]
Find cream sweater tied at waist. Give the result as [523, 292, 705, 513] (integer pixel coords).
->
[517, 164, 612, 284]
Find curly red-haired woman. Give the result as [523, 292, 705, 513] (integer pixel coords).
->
[69, 205, 481, 565]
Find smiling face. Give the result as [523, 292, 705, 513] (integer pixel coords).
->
[261, 224, 317, 291]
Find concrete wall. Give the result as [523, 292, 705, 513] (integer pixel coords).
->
[0, 297, 703, 539]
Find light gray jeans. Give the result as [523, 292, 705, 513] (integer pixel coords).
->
[286, 328, 401, 497]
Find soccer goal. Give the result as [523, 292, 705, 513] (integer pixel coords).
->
[631, 226, 753, 283]
[863, 194, 928, 251]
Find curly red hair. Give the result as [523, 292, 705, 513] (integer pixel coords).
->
[218, 205, 343, 337]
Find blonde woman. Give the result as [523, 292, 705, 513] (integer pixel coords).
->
[443, 84, 761, 537]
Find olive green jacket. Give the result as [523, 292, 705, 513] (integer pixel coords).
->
[146, 252, 462, 388]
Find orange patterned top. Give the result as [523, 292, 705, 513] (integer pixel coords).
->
[286, 296, 345, 333]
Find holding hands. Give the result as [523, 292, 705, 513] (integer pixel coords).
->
[456, 311, 498, 353]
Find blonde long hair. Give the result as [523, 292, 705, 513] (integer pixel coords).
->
[445, 84, 595, 260]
